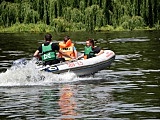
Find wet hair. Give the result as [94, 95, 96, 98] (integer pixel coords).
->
[87, 38, 94, 46]
[45, 33, 52, 41]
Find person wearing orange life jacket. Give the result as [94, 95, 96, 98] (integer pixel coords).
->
[34, 34, 74, 65]
[58, 36, 78, 61]
[77, 38, 104, 59]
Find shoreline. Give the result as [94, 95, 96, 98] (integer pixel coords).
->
[0, 23, 159, 33]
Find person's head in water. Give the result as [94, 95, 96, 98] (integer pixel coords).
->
[64, 36, 70, 43]
[86, 38, 94, 47]
[45, 33, 52, 41]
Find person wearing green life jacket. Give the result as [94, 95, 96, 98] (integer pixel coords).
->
[78, 39, 104, 59]
[34, 33, 74, 65]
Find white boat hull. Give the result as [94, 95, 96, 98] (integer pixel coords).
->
[37, 50, 115, 76]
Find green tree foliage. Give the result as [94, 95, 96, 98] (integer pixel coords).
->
[103, 0, 112, 25]
[0, 0, 160, 32]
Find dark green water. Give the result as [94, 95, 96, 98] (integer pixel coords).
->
[0, 31, 160, 119]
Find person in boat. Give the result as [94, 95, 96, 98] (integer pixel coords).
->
[58, 36, 78, 61]
[34, 33, 74, 65]
[78, 38, 104, 59]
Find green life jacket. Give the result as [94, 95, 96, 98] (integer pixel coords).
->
[41, 43, 56, 61]
[84, 46, 95, 59]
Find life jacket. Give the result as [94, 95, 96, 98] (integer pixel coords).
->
[84, 46, 95, 59]
[41, 42, 56, 61]
[59, 39, 75, 61]
[59, 39, 72, 48]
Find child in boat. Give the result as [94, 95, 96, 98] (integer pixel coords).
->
[58, 36, 78, 61]
[78, 38, 104, 59]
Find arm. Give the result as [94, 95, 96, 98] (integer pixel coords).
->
[59, 50, 74, 59]
[34, 50, 41, 58]
[96, 50, 104, 56]
[77, 53, 84, 59]
[74, 50, 78, 58]
[73, 46, 78, 59]
[94, 46, 104, 56]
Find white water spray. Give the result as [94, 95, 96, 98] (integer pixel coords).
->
[0, 59, 78, 87]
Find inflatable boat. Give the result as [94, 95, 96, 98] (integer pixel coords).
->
[13, 50, 115, 76]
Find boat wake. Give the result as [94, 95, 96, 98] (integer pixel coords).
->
[0, 57, 109, 87]
[0, 59, 79, 87]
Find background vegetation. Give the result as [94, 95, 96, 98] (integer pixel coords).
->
[0, 0, 160, 32]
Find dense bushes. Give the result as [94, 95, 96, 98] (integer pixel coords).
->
[0, 0, 160, 32]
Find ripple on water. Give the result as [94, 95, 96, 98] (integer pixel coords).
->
[2, 51, 25, 56]
[97, 69, 144, 77]
[115, 54, 142, 61]
[2, 51, 24, 54]
[0, 55, 6, 58]
[141, 69, 160, 72]
[106, 102, 160, 116]
[109, 38, 150, 43]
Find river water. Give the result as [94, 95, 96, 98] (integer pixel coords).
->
[0, 31, 160, 119]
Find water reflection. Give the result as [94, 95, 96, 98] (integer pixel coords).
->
[58, 84, 77, 120]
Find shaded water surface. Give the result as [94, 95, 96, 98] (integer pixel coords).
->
[0, 31, 160, 119]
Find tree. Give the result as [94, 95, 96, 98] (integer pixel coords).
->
[103, 0, 113, 25]
[148, 0, 153, 27]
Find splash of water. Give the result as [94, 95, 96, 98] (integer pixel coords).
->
[0, 59, 78, 87]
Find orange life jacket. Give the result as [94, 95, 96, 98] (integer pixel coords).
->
[59, 39, 72, 48]
[59, 39, 75, 60]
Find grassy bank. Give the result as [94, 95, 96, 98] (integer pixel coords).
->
[0, 22, 160, 33]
